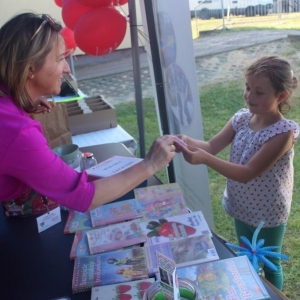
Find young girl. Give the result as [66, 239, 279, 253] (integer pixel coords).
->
[175, 56, 299, 290]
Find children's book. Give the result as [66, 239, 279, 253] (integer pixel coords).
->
[140, 211, 212, 246]
[70, 229, 141, 260]
[70, 230, 90, 259]
[90, 198, 142, 227]
[145, 234, 219, 277]
[134, 183, 189, 222]
[86, 155, 142, 178]
[72, 247, 149, 293]
[63, 210, 93, 234]
[134, 183, 183, 202]
[177, 255, 270, 300]
[90, 278, 155, 300]
[86, 219, 147, 254]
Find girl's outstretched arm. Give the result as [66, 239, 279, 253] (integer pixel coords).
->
[175, 119, 235, 155]
[180, 131, 293, 184]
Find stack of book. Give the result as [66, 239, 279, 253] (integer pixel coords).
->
[68, 182, 195, 294]
[140, 211, 219, 277]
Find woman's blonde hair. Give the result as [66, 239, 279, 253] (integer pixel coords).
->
[0, 13, 62, 112]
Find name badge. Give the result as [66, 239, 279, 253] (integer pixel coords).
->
[36, 206, 61, 233]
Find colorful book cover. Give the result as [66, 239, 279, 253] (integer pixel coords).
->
[140, 211, 212, 246]
[134, 183, 189, 222]
[134, 183, 183, 202]
[72, 248, 149, 293]
[177, 255, 270, 300]
[86, 155, 142, 178]
[70, 230, 90, 259]
[63, 210, 93, 234]
[90, 278, 155, 300]
[70, 230, 141, 260]
[145, 235, 219, 276]
[90, 198, 142, 227]
[86, 219, 147, 254]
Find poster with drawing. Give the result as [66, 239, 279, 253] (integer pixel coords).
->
[140, 0, 214, 229]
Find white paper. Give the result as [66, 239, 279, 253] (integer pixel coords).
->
[86, 155, 142, 178]
[36, 206, 61, 233]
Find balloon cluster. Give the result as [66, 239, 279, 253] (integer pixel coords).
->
[54, 0, 128, 56]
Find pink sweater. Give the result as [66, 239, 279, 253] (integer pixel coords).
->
[0, 96, 94, 212]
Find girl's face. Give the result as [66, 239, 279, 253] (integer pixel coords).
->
[244, 74, 285, 115]
[26, 36, 70, 101]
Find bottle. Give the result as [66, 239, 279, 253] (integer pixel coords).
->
[80, 152, 97, 171]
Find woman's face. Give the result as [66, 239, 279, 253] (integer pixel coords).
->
[26, 36, 70, 101]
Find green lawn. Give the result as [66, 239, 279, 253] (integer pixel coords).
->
[115, 79, 300, 298]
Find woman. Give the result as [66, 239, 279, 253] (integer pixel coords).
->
[0, 13, 176, 213]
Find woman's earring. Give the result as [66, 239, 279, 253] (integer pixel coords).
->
[31, 74, 34, 79]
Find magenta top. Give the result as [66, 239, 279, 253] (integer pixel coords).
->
[0, 95, 95, 212]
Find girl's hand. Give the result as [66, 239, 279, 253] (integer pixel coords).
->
[34, 97, 52, 114]
[180, 145, 207, 165]
[144, 135, 176, 173]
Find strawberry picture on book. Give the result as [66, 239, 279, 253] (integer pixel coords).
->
[90, 278, 155, 300]
[140, 211, 211, 245]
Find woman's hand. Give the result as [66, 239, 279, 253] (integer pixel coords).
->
[33, 97, 52, 114]
[144, 135, 176, 173]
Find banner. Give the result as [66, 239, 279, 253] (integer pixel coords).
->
[140, 0, 214, 229]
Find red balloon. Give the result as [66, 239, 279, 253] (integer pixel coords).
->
[54, 0, 64, 7]
[62, 0, 91, 30]
[113, 0, 128, 5]
[76, 0, 112, 8]
[61, 27, 77, 51]
[74, 7, 127, 56]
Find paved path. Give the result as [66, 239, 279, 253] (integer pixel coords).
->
[75, 30, 300, 106]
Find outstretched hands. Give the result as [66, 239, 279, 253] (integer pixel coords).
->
[174, 134, 207, 165]
[144, 135, 176, 174]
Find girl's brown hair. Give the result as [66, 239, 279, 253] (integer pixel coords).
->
[245, 56, 298, 113]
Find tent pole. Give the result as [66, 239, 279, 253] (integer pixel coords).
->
[129, 0, 146, 158]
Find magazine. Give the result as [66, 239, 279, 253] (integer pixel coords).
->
[140, 211, 212, 246]
[90, 198, 142, 227]
[145, 234, 219, 276]
[90, 278, 155, 300]
[177, 255, 270, 300]
[86, 219, 146, 254]
[72, 247, 149, 293]
[63, 210, 93, 234]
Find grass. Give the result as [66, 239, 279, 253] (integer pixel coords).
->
[191, 12, 300, 36]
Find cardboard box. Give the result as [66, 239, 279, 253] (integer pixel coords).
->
[66, 95, 117, 135]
